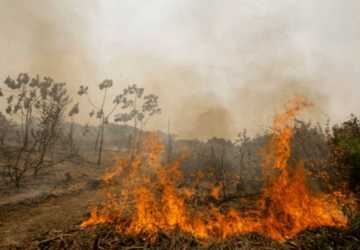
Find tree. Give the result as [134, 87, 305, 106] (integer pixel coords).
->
[78, 82, 161, 165]
[78, 80, 114, 166]
[0, 111, 12, 146]
[166, 119, 173, 163]
[207, 137, 234, 199]
[0, 73, 76, 187]
[113, 84, 161, 155]
[234, 130, 253, 193]
[235, 129, 251, 174]
[64, 102, 80, 157]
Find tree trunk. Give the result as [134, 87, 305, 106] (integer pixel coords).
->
[97, 119, 105, 166]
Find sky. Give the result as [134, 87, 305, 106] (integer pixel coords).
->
[0, 1, 359, 139]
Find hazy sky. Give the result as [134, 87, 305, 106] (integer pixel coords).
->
[0, 1, 359, 139]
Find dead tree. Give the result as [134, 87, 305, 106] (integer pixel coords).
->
[208, 137, 234, 200]
[235, 129, 250, 174]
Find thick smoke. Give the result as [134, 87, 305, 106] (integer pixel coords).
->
[0, 0, 359, 138]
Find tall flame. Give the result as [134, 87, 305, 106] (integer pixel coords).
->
[257, 96, 349, 240]
[81, 96, 353, 241]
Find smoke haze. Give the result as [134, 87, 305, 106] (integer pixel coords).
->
[0, 0, 359, 139]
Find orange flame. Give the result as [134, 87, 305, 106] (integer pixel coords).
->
[81, 96, 354, 241]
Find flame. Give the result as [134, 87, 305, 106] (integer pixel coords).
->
[80, 208, 110, 228]
[256, 96, 350, 240]
[81, 96, 354, 241]
[210, 185, 221, 200]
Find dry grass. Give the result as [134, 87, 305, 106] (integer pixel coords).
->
[14, 220, 360, 250]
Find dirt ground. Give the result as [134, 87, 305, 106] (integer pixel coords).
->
[0, 152, 116, 249]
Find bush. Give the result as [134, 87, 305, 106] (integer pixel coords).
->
[330, 115, 360, 193]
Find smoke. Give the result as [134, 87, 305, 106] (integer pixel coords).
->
[174, 94, 235, 140]
[0, 0, 359, 139]
[0, 1, 99, 91]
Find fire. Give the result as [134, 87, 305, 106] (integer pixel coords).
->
[80, 208, 110, 228]
[258, 96, 349, 240]
[210, 185, 221, 200]
[81, 96, 353, 242]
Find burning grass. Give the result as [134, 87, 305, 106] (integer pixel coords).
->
[26, 217, 360, 250]
[79, 96, 357, 246]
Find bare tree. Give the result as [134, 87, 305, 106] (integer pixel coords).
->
[235, 129, 251, 174]
[234, 129, 253, 193]
[208, 137, 234, 200]
[166, 119, 173, 163]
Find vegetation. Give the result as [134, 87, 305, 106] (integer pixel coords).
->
[329, 114, 360, 194]
[0, 111, 12, 145]
[0, 73, 78, 187]
[78, 82, 161, 165]
[0, 74, 358, 249]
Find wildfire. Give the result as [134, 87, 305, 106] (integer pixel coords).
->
[81, 96, 353, 241]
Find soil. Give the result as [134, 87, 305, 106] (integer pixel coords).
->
[0, 153, 114, 249]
